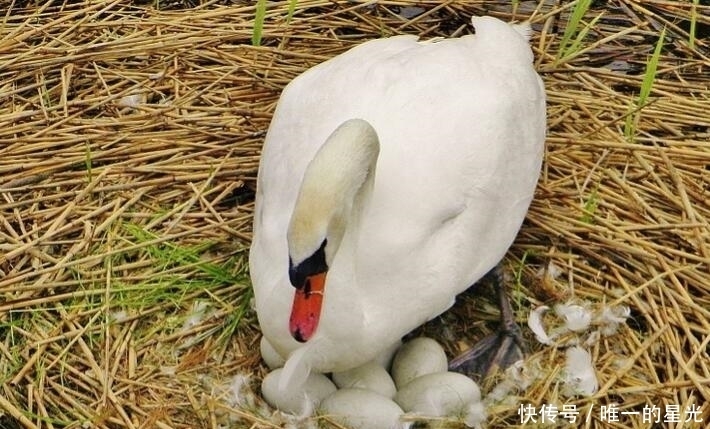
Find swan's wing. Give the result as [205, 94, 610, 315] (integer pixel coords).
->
[319, 18, 545, 325]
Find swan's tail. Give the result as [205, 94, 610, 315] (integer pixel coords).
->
[470, 16, 535, 64]
[512, 22, 533, 41]
[471, 16, 533, 42]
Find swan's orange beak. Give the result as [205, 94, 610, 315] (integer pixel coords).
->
[289, 271, 326, 342]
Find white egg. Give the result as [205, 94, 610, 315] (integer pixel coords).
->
[259, 336, 286, 369]
[332, 361, 397, 398]
[261, 368, 336, 415]
[319, 388, 408, 429]
[394, 371, 485, 426]
[373, 340, 402, 370]
[391, 337, 448, 388]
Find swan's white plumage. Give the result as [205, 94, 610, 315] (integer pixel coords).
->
[251, 16, 546, 389]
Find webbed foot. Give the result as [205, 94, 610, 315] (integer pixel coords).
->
[449, 263, 526, 381]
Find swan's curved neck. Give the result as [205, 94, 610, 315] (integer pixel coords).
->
[287, 119, 380, 266]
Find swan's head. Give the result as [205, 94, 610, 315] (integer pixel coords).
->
[286, 118, 380, 343]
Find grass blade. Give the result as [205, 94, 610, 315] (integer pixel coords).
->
[581, 186, 599, 224]
[252, 0, 267, 46]
[557, 0, 592, 63]
[287, 0, 298, 24]
[624, 27, 666, 142]
[638, 27, 665, 107]
[690, 0, 699, 49]
[562, 13, 602, 60]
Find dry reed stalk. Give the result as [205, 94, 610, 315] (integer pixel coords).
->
[0, 1, 708, 428]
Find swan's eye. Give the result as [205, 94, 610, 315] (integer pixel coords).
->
[288, 239, 328, 288]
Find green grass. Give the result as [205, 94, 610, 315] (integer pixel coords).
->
[120, 223, 250, 303]
[286, 0, 298, 23]
[512, 250, 535, 312]
[581, 185, 599, 224]
[124, 223, 242, 283]
[624, 27, 665, 142]
[0, 314, 24, 382]
[513, 251, 529, 291]
[556, 0, 602, 65]
[689, 0, 699, 50]
[252, 0, 268, 46]
[253, 0, 299, 45]
[42, 225, 255, 386]
[216, 289, 254, 344]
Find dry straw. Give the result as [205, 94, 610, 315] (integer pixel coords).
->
[1, 1, 708, 428]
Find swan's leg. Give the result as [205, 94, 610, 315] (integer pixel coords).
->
[448, 263, 526, 381]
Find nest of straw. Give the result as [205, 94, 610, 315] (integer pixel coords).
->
[1, 1, 708, 428]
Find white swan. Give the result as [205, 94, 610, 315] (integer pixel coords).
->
[250, 16, 546, 389]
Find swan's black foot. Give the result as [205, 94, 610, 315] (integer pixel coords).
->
[449, 263, 526, 381]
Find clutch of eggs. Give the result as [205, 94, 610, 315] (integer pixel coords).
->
[260, 336, 486, 428]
